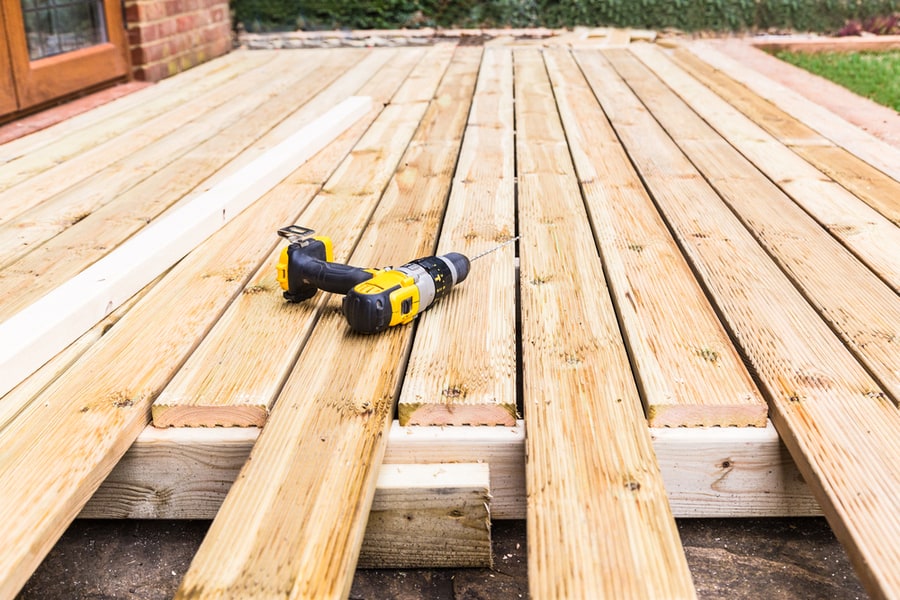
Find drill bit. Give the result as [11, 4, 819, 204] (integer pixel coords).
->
[470, 236, 520, 262]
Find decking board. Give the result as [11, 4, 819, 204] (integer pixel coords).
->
[0, 43, 896, 599]
[543, 47, 766, 428]
[0, 94, 368, 599]
[619, 46, 900, 403]
[173, 46, 481, 599]
[576, 47, 900, 600]
[515, 48, 695, 599]
[398, 46, 518, 426]
[152, 47, 445, 427]
[668, 47, 900, 226]
[0, 51, 362, 320]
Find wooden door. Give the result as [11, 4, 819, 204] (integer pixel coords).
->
[0, 0, 129, 116]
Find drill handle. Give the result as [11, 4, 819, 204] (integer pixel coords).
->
[295, 256, 375, 295]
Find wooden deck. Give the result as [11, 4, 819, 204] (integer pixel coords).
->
[0, 39, 898, 599]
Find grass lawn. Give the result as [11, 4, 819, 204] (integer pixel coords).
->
[774, 50, 900, 112]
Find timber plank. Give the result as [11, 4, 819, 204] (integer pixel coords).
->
[85, 456, 493, 569]
[0, 82, 374, 598]
[629, 45, 900, 291]
[0, 51, 273, 210]
[576, 48, 900, 600]
[0, 50, 361, 319]
[174, 46, 480, 600]
[668, 47, 900, 226]
[515, 49, 695, 599]
[686, 41, 900, 184]
[357, 463, 492, 568]
[152, 46, 440, 427]
[85, 420, 820, 521]
[624, 45, 900, 402]
[398, 47, 518, 426]
[543, 47, 765, 428]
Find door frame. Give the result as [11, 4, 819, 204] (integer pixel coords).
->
[1, 0, 130, 111]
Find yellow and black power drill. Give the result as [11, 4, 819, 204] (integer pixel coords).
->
[276, 225, 494, 334]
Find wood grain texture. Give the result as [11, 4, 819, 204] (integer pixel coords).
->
[0, 95, 371, 400]
[84, 420, 820, 521]
[685, 40, 900, 184]
[624, 45, 900, 403]
[152, 47, 442, 427]
[667, 46, 900, 226]
[357, 463, 492, 569]
[0, 100, 369, 599]
[0, 50, 359, 320]
[543, 47, 765, 428]
[399, 47, 518, 426]
[628, 45, 900, 292]
[0, 52, 270, 214]
[174, 46, 481, 600]
[515, 49, 695, 599]
[84, 451, 493, 569]
[576, 48, 900, 600]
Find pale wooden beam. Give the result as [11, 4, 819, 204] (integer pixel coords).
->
[0, 95, 372, 400]
[357, 463, 492, 569]
[542, 47, 765, 428]
[398, 46, 518, 426]
[668, 47, 900, 227]
[151, 47, 437, 427]
[0, 50, 362, 321]
[577, 47, 900, 600]
[623, 44, 900, 403]
[83, 420, 820, 522]
[514, 48, 696, 599]
[173, 47, 482, 600]
[0, 83, 378, 600]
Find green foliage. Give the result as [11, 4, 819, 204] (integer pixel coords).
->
[232, 0, 900, 34]
[775, 50, 900, 111]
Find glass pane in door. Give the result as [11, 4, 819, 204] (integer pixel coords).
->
[20, 0, 108, 60]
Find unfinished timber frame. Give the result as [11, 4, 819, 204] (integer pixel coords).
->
[0, 37, 898, 600]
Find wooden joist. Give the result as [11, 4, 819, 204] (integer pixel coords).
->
[398, 47, 518, 426]
[575, 47, 900, 600]
[514, 48, 695, 598]
[542, 47, 765, 428]
[151, 46, 436, 427]
[0, 88, 372, 598]
[83, 420, 820, 522]
[623, 44, 900, 402]
[174, 46, 481, 599]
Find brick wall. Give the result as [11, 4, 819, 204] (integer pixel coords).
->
[126, 0, 233, 82]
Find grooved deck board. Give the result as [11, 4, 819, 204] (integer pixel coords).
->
[173, 46, 480, 599]
[398, 47, 518, 426]
[515, 48, 696, 599]
[543, 47, 765, 428]
[0, 94, 369, 599]
[0, 50, 362, 319]
[152, 47, 443, 427]
[0, 43, 896, 600]
[620, 45, 900, 403]
[668, 47, 900, 226]
[575, 47, 900, 600]
[686, 40, 900, 183]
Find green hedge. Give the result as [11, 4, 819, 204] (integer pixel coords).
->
[234, 0, 900, 34]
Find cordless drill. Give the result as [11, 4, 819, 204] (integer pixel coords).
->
[275, 226, 471, 334]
